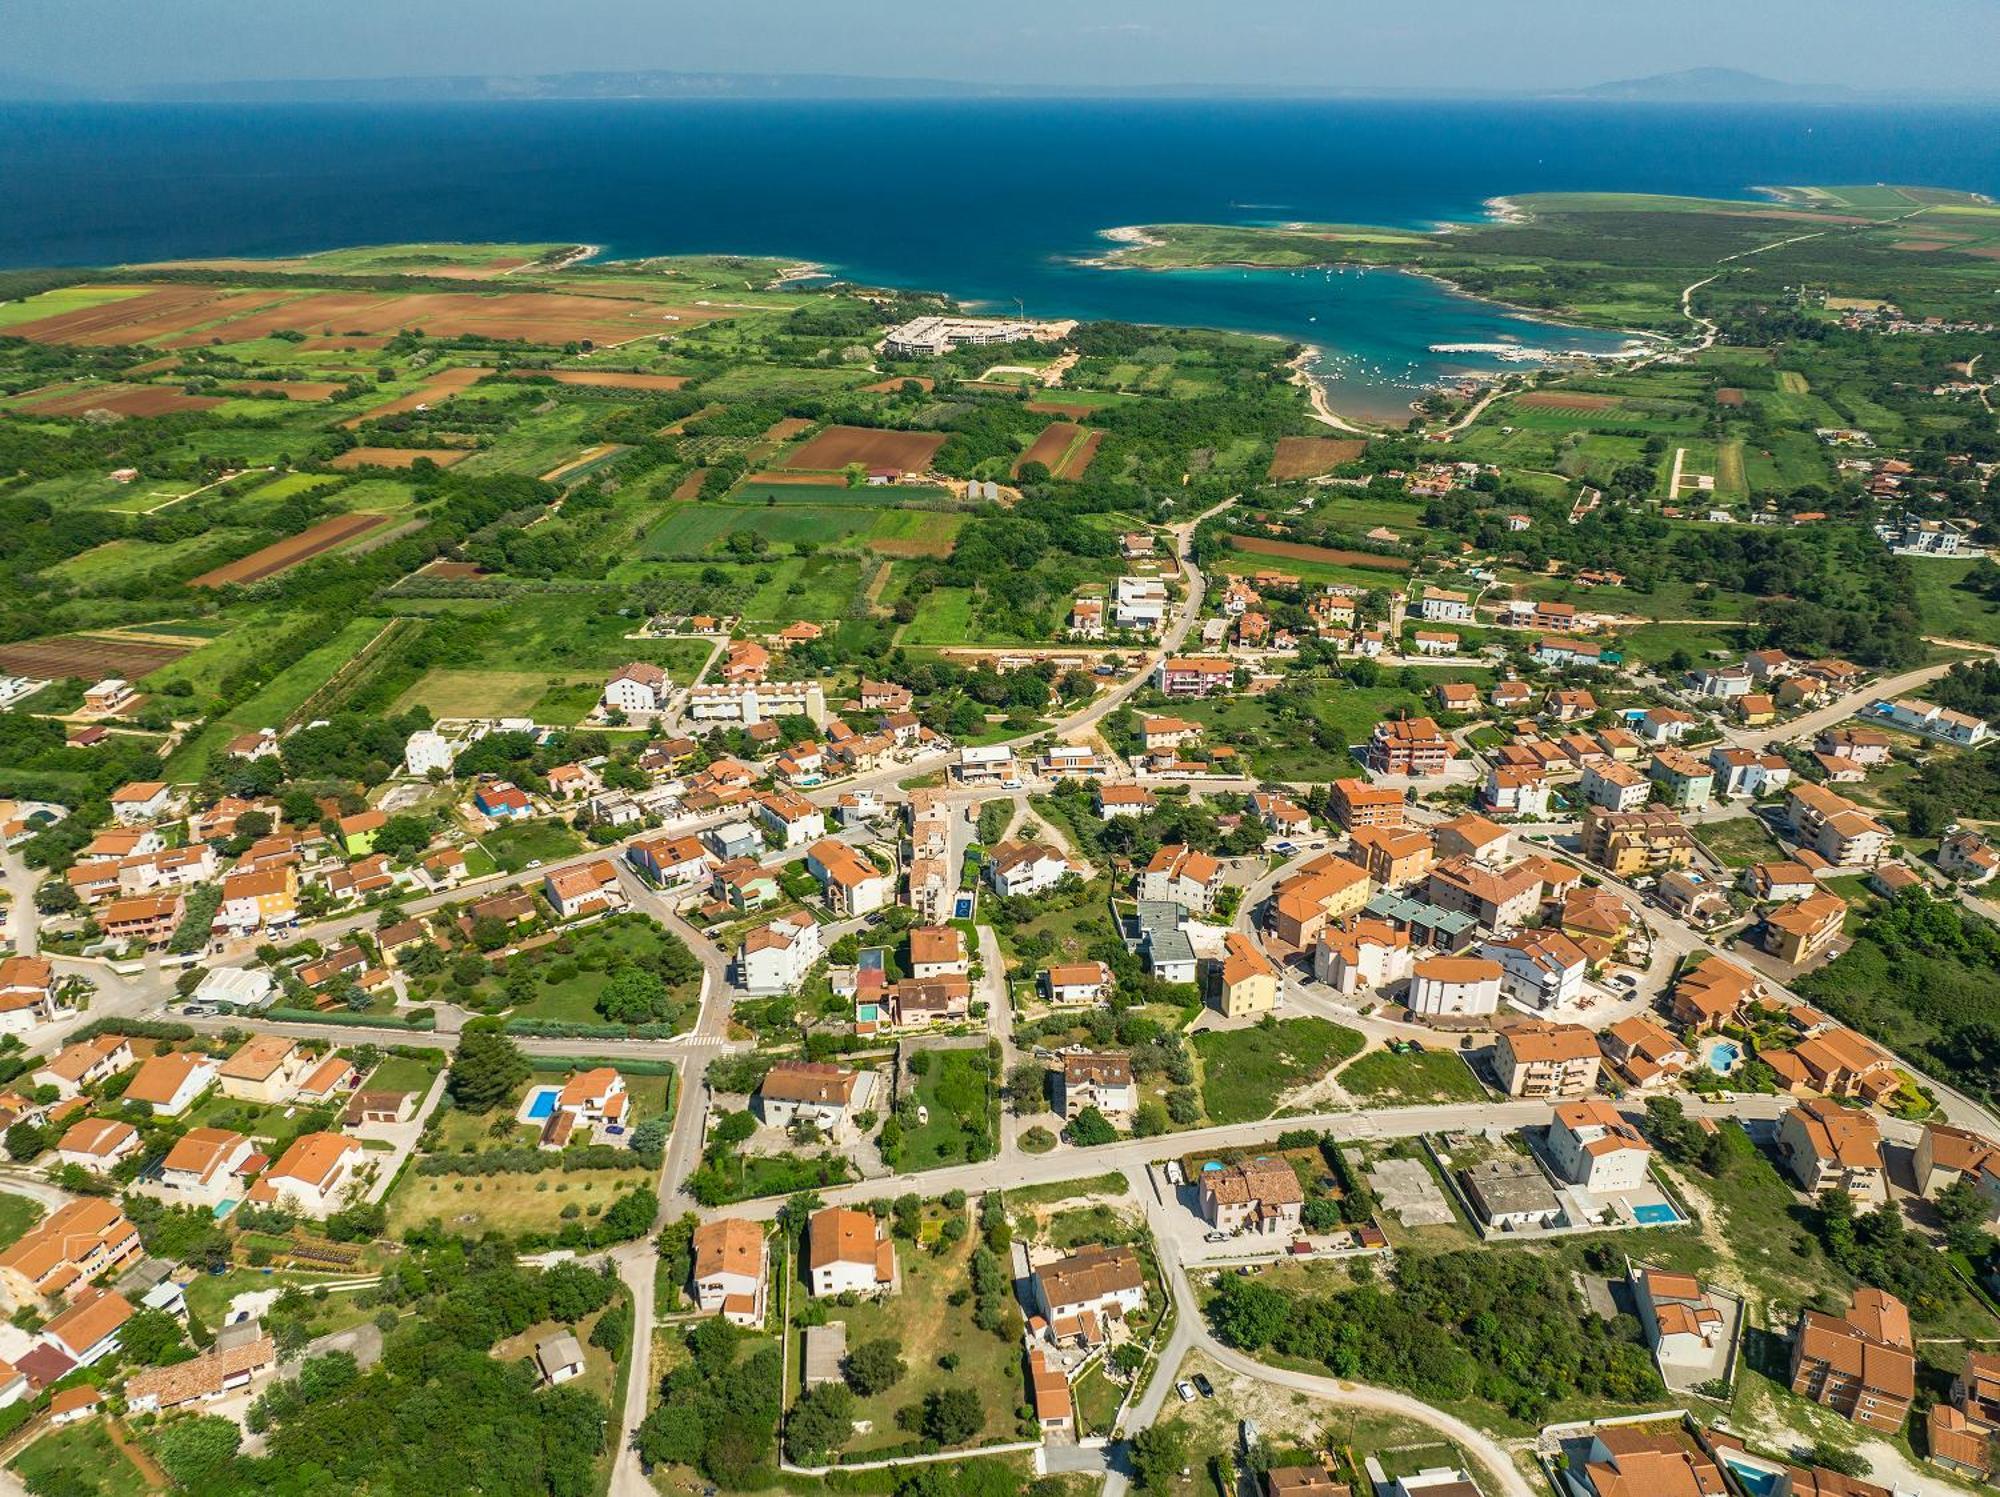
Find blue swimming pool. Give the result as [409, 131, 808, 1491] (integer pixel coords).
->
[1633, 1202, 1682, 1226]
[524, 1086, 562, 1121]
[1718, 1453, 1782, 1496]
[1708, 1040, 1742, 1074]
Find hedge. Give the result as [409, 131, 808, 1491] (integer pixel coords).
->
[264, 1007, 437, 1031]
[415, 1144, 645, 1177]
[502, 1018, 686, 1040]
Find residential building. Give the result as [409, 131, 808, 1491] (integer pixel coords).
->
[1669, 953, 1762, 1031]
[1056, 1053, 1137, 1123]
[1206, 931, 1278, 1019]
[1648, 749, 1714, 811]
[909, 925, 968, 980]
[244, 1133, 366, 1218]
[1580, 808, 1697, 878]
[54, 1119, 141, 1175]
[1096, 785, 1156, 820]
[1419, 587, 1474, 623]
[41, 1287, 133, 1368]
[885, 974, 971, 1028]
[1368, 717, 1453, 776]
[753, 789, 825, 849]
[124, 1336, 276, 1413]
[1434, 813, 1509, 866]
[1132, 901, 1197, 984]
[545, 1069, 630, 1146]
[1481, 764, 1552, 818]
[1482, 930, 1588, 1010]
[1267, 855, 1372, 947]
[217, 1036, 311, 1104]
[1494, 1022, 1600, 1099]
[1199, 1157, 1304, 1236]
[1033, 1245, 1146, 1342]
[1406, 955, 1502, 1017]
[739, 910, 822, 995]
[683, 678, 828, 730]
[157, 1128, 256, 1208]
[1459, 1157, 1563, 1231]
[544, 860, 625, 919]
[1632, 1266, 1729, 1375]
[217, 864, 298, 934]
[1779, 1024, 1900, 1102]
[109, 781, 172, 825]
[1154, 657, 1235, 696]
[0, 1200, 142, 1310]
[31, 1035, 134, 1101]
[808, 838, 891, 915]
[1043, 960, 1112, 1006]
[1114, 574, 1170, 632]
[602, 662, 669, 714]
[1328, 777, 1404, 831]
[1573, 1426, 1726, 1497]
[1790, 1287, 1915, 1432]
[1140, 845, 1224, 913]
[1745, 860, 1820, 902]
[692, 1219, 768, 1327]
[1940, 828, 2000, 885]
[756, 1061, 866, 1135]
[125, 1052, 217, 1117]
[806, 1206, 898, 1298]
[1580, 760, 1651, 814]
[1787, 784, 1890, 868]
[1548, 1100, 1652, 1191]
[1777, 1097, 1886, 1202]
[1761, 891, 1847, 966]
[1425, 856, 1545, 931]
[1709, 747, 1792, 798]
[1874, 696, 1990, 746]
[986, 840, 1078, 899]
[1312, 918, 1412, 996]
[1600, 1015, 1689, 1090]
[1914, 1124, 2000, 1213]
[627, 833, 711, 889]
[1349, 825, 1433, 889]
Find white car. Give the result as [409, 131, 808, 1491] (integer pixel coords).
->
[1175, 1381, 1196, 1403]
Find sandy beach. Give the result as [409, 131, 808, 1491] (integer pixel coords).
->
[1286, 347, 1382, 435]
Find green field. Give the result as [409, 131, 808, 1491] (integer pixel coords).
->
[1194, 1018, 1366, 1124]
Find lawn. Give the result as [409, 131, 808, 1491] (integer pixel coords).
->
[0, 1192, 42, 1250]
[787, 1215, 1024, 1456]
[1695, 814, 1787, 869]
[1193, 1018, 1365, 1124]
[495, 919, 703, 1033]
[386, 1162, 654, 1239]
[364, 1052, 447, 1094]
[1336, 1048, 1489, 1105]
[1910, 558, 2000, 647]
[392, 667, 590, 719]
[479, 819, 585, 873]
[885, 1046, 995, 1171]
[8, 1420, 151, 1497]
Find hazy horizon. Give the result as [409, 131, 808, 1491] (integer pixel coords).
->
[6, 0, 2000, 96]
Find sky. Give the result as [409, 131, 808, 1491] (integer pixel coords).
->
[5, 0, 2000, 95]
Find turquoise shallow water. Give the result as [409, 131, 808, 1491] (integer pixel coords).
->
[3, 98, 1996, 417]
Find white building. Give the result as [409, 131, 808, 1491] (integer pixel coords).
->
[691, 1219, 769, 1327]
[1114, 575, 1170, 633]
[684, 679, 828, 730]
[244, 1133, 366, 1218]
[1405, 955, 1502, 1017]
[157, 1127, 256, 1207]
[602, 662, 670, 715]
[807, 1206, 898, 1298]
[1032, 1245, 1146, 1340]
[404, 730, 455, 777]
[739, 911, 823, 995]
[757, 1060, 871, 1135]
[988, 840, 1078, 897]
[753, 790, 825, 849]
[1547, 1101, 1653, 1192]
[1481, 931, 1588, 1011]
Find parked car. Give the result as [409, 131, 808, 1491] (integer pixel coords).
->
[1191, 1374, 1215, 1398]
[1203, 1230, 1229, 1243]
[1175, 1381, 1196, 1403]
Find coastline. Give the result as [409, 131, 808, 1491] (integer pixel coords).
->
[1285, 347, 1387, 435]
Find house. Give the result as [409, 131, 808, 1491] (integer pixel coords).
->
[1928, 1403, 1996, 1483]
[1253, 790, 1313, 838]
[1940, 828, 2000, 885]
[1734, 693, 1777, 726]
[1548, 1100, 1652, 1191]
[0, 956, 57, 1034]
[1349, 825, 1433, 889]
[337, 808, 385, 856]
[1115, 574, 1171, 632]
[1368, 717, 1452, 776]
[1043, 960, 1112, 1006]
[753, 788, 825, 849]
[1745, 860, 1821, 902]
[797, 838, 885, 915]
[1777, 1097, 1886, 1203]
[1329, 777, 1403, 831]
[546, 1068, 630, 1146]
[1535, 638, 1610, 669]
[1632, 1266, 1728, 1375]
[1761, 891, 1847, 966]
[692, 1219, 768, 1327]
[47, 1386, 102, 1426]
[535, 1332, 587, 1387]
[217, 1036, 311, 1104]
[1493, 1022, 1600, 1099]
[1199, 1157, 1304, 1236]
[1132, 901, 1198, 984]
[1057, 1053, 1137, 1122]
[1544, 688, 1598, 723]
[1874, 695, 1989, 746]
[987, 840, 1078, 899]
[343, 1090, 416, 1128]
[1656, 869, 1732, 929]
[1481, 930, 1588, 1011]
[1028, 1345, 1073, 1433]
[1481, 765, 1551, 818]
[0, 1199, 142, 1310]
[1787, 784, 1890, 868]
[1913, 1125, 2000, 1214]
[1154, 656, 1234, 696]
[1580, 760, 1651, 814]
[54, 1119, 141, 1175]
[1425, 855, 1546, 931]
[1432, 681, 1479, 715]
[1709, 747, 1792, 799]
[31, 1035, 134, 1101]
[1263, 1469, 1350, 1497]
[885, 975, 971, 1028]
[1600, 1015, 1690, 1090]
[1573, 1426, 1726, 1497]
[544, 860, 625, 919]
[1580, 808, 1697, 878]
[1557, 885, 1632, 948]
[244, 1132, 366, 1218]
[1205, 931, 1278, 1019]
[1313, 918, 1412, 996]
[703, 821, 762, 862]
[41, 1287, 133, 1367]
[218, 864, 299, 934]
[1138, 715, 1201, 754]
[474, 781, 532, 820]
[1139, 846, 1224, 913]
[807, 1206, 898, 1298]
[157, 1128, 257, 1207]
[1267, 856, 1372, 948]
[1406, 955, 1503, 1017]
[1434, 813, 1509, 867]
[1669, 953, 1762, 1031]
[603, 662, 670, 714]
[83, 679, 134, 714]
[907, 925, 967, 981]
[1790, 1287, 1915, 1431]
[1636, 708, 1697, 746]
[1782, 1024, 1899, 1102]
[109, 781, 172, 825]
[1419, 587, 1474, 623]
[739, 910, 822, 995]
[124, 1335, 276, 1413]
[125, 1052, 217, 1117]
[1033, 1245, 1146, 1342]
[1096, 784, 1157, 820]
[1648, 749, 1714, 811]
[1459, 1157, 1563, 1231]
[757, 1061, 867, 1135]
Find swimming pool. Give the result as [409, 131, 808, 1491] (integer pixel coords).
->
[1718, 1452, 1782, 1496]
[1708, 1040, 1742, 1075]
[523, 1085, 562, 1121]
[1632, 1202, 1682, 1226]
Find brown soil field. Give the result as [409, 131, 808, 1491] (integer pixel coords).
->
[328, 447, 472, 471]
[742, 470, 839, 486]
[299, 335, 392, 350]
[505, 369, 689, 391]
[121, 357, 180, 377]
[1230, 534, 1412, 572]
[155, 289, 721, 349]
[1514, 390, 1624, 412]
[18, 383, 225, 418]
[1267, 435, 1368, 479]
[1061, 429, 1105, 479]
[1968, 248, 2000, 261]
[780, 425, 946, 473]
[192, 512, 391, 587]
[227, 381, 346, 401]
[1025, 400, 1095, 419]
[1715, 388, 1746, 406]
[340, 366, 488, 428]
[1014, 422, 1084, 477]
[860, 376, 936, 394]
[4, 286, 280, 346]
[0, 633, 190, 679]
[868, 537, 957, 560]
[1890, 240, 1951, 252]
[671, 469, 710, 500]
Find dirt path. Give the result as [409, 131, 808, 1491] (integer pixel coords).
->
[105, 1417, 171, 1488]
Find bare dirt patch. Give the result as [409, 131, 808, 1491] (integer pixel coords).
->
[192, 513, 392, 587]
[328, 447, 472, 471]
[1714, 388, 1746, 407]
[861, 375, 935, 394]
[671, 468, 709, 500]
[1514, 390, 1624, 412]
[340, 366, 487, 428]
[17, 383, 224, 417]
[504, 369, 689, 391]
[1015, 421, 1084, 477]
[1061, 429, 1104, 478]
[780, 424, 946, 473]
[1268, 435, 1368, 479]
[227, 381, 346, 401]
[1230, 534, 1412, 572]
[0, 634, 190, 679]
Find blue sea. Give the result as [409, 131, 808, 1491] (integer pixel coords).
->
[3, 99, 1998, 418]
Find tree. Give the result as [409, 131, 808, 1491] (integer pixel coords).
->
[1208, 1274, 1290, 1349]
[120, 1307, 192, 1366]
[921, 1386, 983, 1446]
[599, 966, 668, 1024]
[447, 1024, 530, 1113]
[1006, 1061, 1049, 1114]
[1934, 1179, 1992, 1253]
[844, 1338, 907, 1396]
[1130, 1421, 1189, 1491]
[4, 1121, 48, 1162]
[784, 1383, 855, 1463]
[153, 1416, 241, 1488]
[1065, 1107, 1118, 1146]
